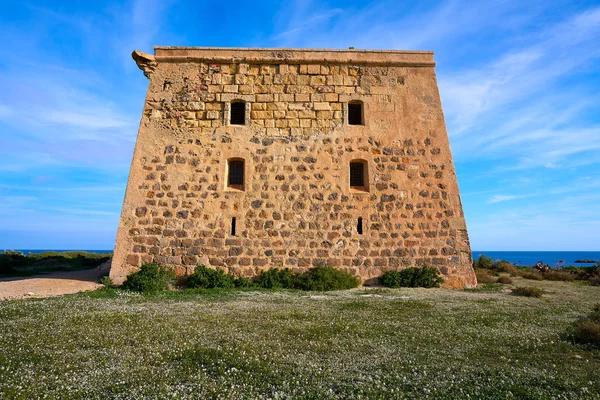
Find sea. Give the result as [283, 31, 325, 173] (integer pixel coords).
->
[5, 250, 599, 268]
[472, 251, 600, 267]
[10, 250, 113, 254]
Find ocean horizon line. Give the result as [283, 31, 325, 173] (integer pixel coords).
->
[3, 249, 598, 252]
[3, 249, 599, 267]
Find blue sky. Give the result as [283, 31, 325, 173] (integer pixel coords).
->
[0, 0, 599, 251]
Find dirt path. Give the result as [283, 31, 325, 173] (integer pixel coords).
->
[0, 262, 110, 301]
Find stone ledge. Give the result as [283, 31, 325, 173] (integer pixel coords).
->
[152, 47, 436, 67]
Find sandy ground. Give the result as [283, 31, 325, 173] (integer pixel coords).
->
[0, 262, 110, 301]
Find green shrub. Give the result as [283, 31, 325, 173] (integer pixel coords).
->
[475, 270, 496, 284]
[122, 263, 175, 293]
[99, 276, 114, 287]
[512, 286, 544, 298]
[234, 276, 256, 288]
[381, 266, 444, 288]
[187, 265, 235, 289]
[293, 266, 360, 291]
[497, 275, 513, 284]
[522, 272, 543, 281]
[473, 254, 494, 270]
[543, 271, 574, 281]
[254, 266, 360, 291]
[563, 265, 599, 282]
[572, 304, 600, 346]
[0, 251, 23, 274]
[254, 268, 296, 289]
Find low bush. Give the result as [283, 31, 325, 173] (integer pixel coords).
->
[473, 254, 494, 270]
[493, 261, 519, 276]
[234, 276, 256, 288]
[254, 268, 296, 289]
[187, 265, 236, 289]
[543, 271, 574, 281]
[122, 263, 175, 293]
[294, 266, 360, 291]
[572, 304, 600, 346]
[497, 275, 513, 284]
[381, 266, 444, 288]
[512, 286, 544, 298]
[475, 270, 496, 284]
[522, 272, 543, 281]
[254, 266, 360, 291]
[99, 276, 114, 287]
[0, 251, 24, 275]
[472, 256, 520, 276]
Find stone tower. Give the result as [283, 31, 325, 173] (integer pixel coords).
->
[110, 47, 476, 288]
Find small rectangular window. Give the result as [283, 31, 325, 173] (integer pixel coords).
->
[348, 103, 363, 125]
[228, 159, 244, 188]
[350, 162, 365, 187]
[230, 102, 245, 125]
[231, 217, 237, 236]
[357, 217, 363, 235]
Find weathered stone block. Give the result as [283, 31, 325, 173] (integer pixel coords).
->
[313, 102, 331, 111]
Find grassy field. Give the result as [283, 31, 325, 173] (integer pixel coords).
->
[0, 278, 599, 399]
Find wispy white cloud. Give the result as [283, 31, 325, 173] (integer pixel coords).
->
[488, 195, 518, 204]
[272, 8, 344, 41]
[548, 178, 600, 195]
[437, 8, 600, 177]
[38, 110, 134, 130]
[0, 184, 124, 193]
[0, 62, 139, 174]
[440, 6, 600, 150]
[130, 0, 171, 46]
[270, 0, 545, 50]
[468, 192, 600, 250]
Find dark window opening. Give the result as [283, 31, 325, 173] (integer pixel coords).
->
[230, 102, 245, 125]
[227, 159, 244, 189]
[357, 217, 363, 235]
[350, 162, 365, 187]
[348, 102, 363, 125]
[231, 217, 237, 236]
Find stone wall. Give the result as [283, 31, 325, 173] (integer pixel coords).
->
[110, 48, 476, 288]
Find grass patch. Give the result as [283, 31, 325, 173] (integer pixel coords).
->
[544, 271, 575, 281]
[465, 283, 504, 292]
[356, 288, 394, 295]
[522, 272, 544, 281]
[476, 270, 497, 284]
[512, 286, 544, 298]
[497, 275, 513, 284]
